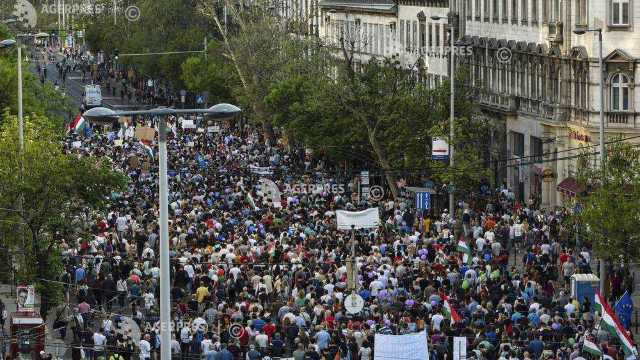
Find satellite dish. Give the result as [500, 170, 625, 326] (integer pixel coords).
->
[344, 293, 364, 314]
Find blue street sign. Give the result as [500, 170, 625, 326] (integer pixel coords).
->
[196, 95, 204, 104]
[416, 192, 431, 210]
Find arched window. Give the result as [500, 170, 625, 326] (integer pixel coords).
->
[611, 73, 630, 111]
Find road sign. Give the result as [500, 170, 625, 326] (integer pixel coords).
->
[415, 192, 430, 210]
[344, 293, 364, 314]
[196, 95, 204, 104]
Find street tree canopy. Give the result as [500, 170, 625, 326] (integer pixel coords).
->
[0, 111, 127, 316]
[575, 139, 640, 262]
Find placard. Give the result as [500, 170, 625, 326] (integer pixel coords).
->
[16, 285, 35, 311]
[374, 331, 428, 360]
[182, 119, 196, 129]
[135, 126, 155, 141]
[453, 337, 467, 360]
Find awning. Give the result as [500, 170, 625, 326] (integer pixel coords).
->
[557, 177, 584, 197]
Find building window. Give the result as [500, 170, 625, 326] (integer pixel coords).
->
[476, 0, 481, 20]
[419, 21, 426, 51]
[406, 21, 411, 51]
[428, 23, 433, 48]
[413, 21, 418, 52]
[493, 0, 499, 21]
[512, 0, 518, 23]
[484, 0, 490, 20]
[611, 0, 630, 25]
[400, 20, 405, 49]
[502, 0, 508, 22]
[611, 73, 630, 111]
[576, 0, 586, 24]
[435, 23, 440, 54]
[467, 0, 473, 19]
[531, 0, 538, 24]
[542, 0, 548, 22]
[386, 25, 390, 53]
[521, 0, 528, 23]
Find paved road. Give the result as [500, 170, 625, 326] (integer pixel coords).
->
[27, 48, 142, 111]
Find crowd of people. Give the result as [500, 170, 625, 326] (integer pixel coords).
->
[33, 114, 636, 360]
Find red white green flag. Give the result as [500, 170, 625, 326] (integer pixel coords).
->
[595, 291, 637, 357]
[442, 294, 462, 325]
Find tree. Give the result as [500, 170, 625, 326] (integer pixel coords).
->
[575, 139, 640, 263]
[0, 112, 127, 317]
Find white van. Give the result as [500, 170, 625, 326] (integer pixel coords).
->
[83, 84, 102, 108]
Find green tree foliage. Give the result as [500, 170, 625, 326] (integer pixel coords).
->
[0, 113, 127, 316]
[265, 50, 490, 199]
[85, 0, 213, 86]
[181, 41, 234, 104]
[575, 139, 640, 263]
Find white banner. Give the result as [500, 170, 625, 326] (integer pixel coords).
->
[258, 178, 282, 208]
[453, 337, 467, 360]
[336, 208, 380, 230]
[249, 165, 274, 176]
[374, 331, 429, 360]
[181, 119, 196, 129]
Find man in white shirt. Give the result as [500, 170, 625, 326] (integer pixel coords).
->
[431, 312, 444, 332]
[139, 334, 152, 360]
[93, 329, 107, 353]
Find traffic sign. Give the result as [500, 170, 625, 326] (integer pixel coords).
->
[196, 95, 204, 104]
[344, 293, 364, 314]
[415, 192, 430, 210]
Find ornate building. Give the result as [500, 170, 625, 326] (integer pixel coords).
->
[307, 0, 640, 207]
[456, 0, 640, 207]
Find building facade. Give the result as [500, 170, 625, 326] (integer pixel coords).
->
[456, 0, 640, 207]
[304, 0, 640, 208]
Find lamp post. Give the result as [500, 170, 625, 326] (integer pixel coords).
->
[574, 28, 604, 294]
[431, 14, 456, 217]
[84, 103, 241, 360]
[0, 38, 23, 152]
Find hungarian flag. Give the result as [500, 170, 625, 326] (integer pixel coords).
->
[595, 291, 638, 357]
[583, 338, 602, 357]
[457, 240, 472, 265]
[139, 139, 154, 159]
[68, 113, 86, 134]
[442, 294, 461, 325]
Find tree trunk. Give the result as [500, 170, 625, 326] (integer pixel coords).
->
[368, 130, 399, 200]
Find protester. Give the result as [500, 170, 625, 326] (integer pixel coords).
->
[53, 115, 636, 360]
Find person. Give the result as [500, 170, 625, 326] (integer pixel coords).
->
[292, 343, 305, 360]
[139, 334, 151, 360]
[359, 341, 372, 360]
[245, 344, 262, 360]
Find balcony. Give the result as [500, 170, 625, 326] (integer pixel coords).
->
[478, 92, 517, 113]
[606, 112, 638, 127]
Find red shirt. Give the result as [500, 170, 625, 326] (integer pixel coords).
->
[263, 323, 276, 340]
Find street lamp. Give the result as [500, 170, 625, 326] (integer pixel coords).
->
[574, 27, 605, 294]
[431, 14, 456, 217]
[0, 38, 24, 152]
[84, 104, 241, 360]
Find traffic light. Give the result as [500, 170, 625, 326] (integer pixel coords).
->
[113, 48, 119, 61]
